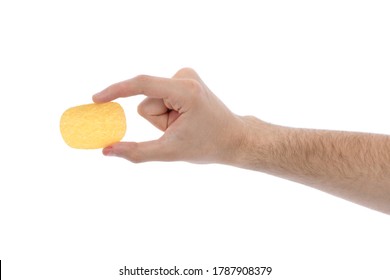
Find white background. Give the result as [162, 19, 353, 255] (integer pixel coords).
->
[1, 0, 389, 279]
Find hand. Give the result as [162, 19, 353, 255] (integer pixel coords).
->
[92, 68, 246, 164]
[93, 67, 390, 214]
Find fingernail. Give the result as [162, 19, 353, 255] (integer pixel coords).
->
[103, 146, 115, 156]
[93, 92, 102, 99]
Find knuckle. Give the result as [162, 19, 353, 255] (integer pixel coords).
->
[133, 74, 151, 93]
[134, 74, 151, 82]
[114, 82, 127, 97]
[181, 79, 204, 104]
[129, 155, 143, 164]
[107, 81, 129, 98]
[124, 144, 144, 163]
[176, 67, 196, 77]
[106, 82, 119, 94]
[182, 78, 202, 95]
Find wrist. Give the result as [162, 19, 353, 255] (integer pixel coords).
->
[229, 115, 280, 170]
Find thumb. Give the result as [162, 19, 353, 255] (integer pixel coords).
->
[102, 140, 174, 163]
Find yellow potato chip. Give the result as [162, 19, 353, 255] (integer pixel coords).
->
[60, 102, 126, 149]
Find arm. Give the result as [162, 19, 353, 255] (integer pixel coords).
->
[235, 118, 390, 214]
[93, 68, 390, 214]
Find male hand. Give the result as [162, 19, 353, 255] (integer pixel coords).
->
[93, 68, 246, 164]
[93, 67, 390, 214]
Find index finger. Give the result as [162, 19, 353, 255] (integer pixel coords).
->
[92, 75, 191, 103]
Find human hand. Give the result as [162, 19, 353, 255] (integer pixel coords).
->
[92, 68, 246, 164]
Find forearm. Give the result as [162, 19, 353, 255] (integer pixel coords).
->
[234, 116, 390, 214]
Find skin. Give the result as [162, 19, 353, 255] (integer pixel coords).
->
[93, 68, 390, 215]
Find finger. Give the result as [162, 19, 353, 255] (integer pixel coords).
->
[93, 75, 196, 104]
[137, 97, 169, 131]
[103, 140, 176, 163]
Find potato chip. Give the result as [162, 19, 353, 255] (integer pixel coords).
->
[60, 102, 126, 149]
